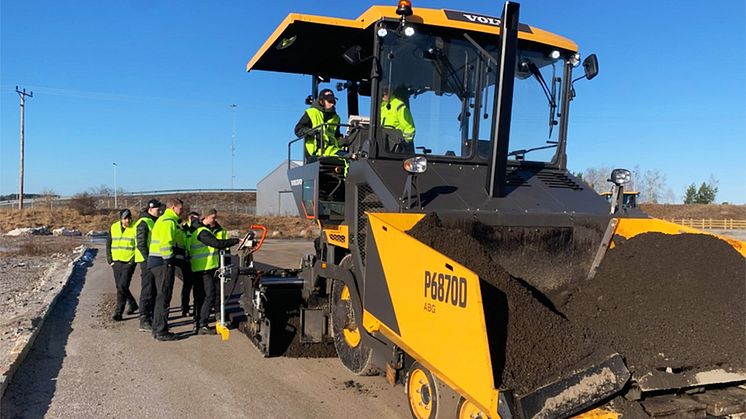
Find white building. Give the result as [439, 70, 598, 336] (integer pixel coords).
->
[256, 160, 302, 216]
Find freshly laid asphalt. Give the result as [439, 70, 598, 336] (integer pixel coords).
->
[1, 240, 408, 418]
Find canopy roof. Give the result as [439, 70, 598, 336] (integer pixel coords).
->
[247, 6, 579, 80]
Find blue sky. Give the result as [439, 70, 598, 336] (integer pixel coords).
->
[1, 0, 744, 203]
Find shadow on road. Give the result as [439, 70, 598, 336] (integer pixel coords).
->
[0, 249, 97, 419]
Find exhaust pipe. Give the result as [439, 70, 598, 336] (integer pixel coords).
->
[486, 1, 519, 198]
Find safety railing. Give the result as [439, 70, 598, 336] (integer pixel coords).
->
[666, 219, 746, 230]
[288, 122, 362, 167]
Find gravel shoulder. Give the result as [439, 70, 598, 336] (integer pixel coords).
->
[0, 237, 83, 377]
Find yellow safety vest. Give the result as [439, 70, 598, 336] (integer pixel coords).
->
[189, 226, 220, 272]
[110, 221, 136, 262]
[304, 107, 341, 157]
[381, 96, 416, 141]
[133, 216, 155, 263]
[149, 208, 183, 260]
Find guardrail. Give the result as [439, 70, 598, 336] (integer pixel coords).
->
[122, 188, 255, 196]
[666, 218, 746, 230]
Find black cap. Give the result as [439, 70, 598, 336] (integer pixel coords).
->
[147, 199, 162, 209]
[119, 209, 132, 220]
[319, 89, 336, 103]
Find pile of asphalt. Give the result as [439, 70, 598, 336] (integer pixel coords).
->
[561, 232, 746, 373]
[408, 214, 596, 395]
[408, 214, 746, 395]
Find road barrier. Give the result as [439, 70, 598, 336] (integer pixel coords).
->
[667, 219, 746, 230]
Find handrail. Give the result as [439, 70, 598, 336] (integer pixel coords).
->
[287, 137, 304, 169]
[287, 122, 358, 167]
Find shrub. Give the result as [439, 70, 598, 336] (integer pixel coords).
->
[69, 192, 97, 215]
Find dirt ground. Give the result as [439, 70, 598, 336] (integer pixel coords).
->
[0, 236, 83, 376]
[641, 203, 746, 219]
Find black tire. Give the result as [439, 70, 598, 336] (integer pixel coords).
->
[331, 255, 377, 375]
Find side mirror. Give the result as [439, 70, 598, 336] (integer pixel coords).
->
[583, 54, 599, 80]
[343, 45, 363, 65]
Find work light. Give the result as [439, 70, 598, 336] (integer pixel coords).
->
[403, 156, 427, 174]
[609, 168, 631, 186]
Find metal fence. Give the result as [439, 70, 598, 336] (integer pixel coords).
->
[666, 218, 746, 230]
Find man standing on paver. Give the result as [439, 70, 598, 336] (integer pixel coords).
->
[189, 209, 239, 335]
[106, 209, 139, 321]
[134, 199, 162, 332]
[148, 198, 185, 341]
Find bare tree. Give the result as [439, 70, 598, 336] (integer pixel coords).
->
[69, 192, 97, 215]
[579, 165, 671, 203]
[639, 169, 667, 203]
[630, 165, 642, 192]
[578, 166, 612, 192]
[40, 188, 57, 211]
[90, 184, 113, 197]
[663, 187, 676, 204]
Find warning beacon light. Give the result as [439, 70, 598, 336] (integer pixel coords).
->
[396, 0, 413, 17]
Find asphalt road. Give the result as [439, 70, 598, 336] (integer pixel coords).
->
[1, 240, 409, 418]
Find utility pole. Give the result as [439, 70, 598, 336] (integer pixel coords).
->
[230, 104, 237, 189]
[113, 162, 118, 208]
[16, 86, 33, 209]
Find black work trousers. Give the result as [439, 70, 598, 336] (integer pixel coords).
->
[112, 261, 137, 316]
[152, 263, 175, 336]
[193, 269, 218, 328]
[138, 262, 156, 324]
[176, 260, 193, 314]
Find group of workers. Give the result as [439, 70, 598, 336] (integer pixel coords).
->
[295, 87, 416, 160]
[104, 87, 412, 340]
[106, 198, 239, 341]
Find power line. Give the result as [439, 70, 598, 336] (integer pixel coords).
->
[16, 86, 33, 210]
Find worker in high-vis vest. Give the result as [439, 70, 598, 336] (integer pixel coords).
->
[134, 199, 162, 332]
[147, 197, 185, 341]
[294, 88, 345, 161]
[381, 86, 416, 152]
[188, 209, 239, 335]
[179, 211, 201, 319]
[106, 209, 139, 321]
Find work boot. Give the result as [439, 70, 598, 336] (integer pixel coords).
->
[126, 303, 139, 315]
[154, 332, 178, 341]
[139, 322, 153, 332]
[112, 314, 123, 321]
[198, 327, 216, 335]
